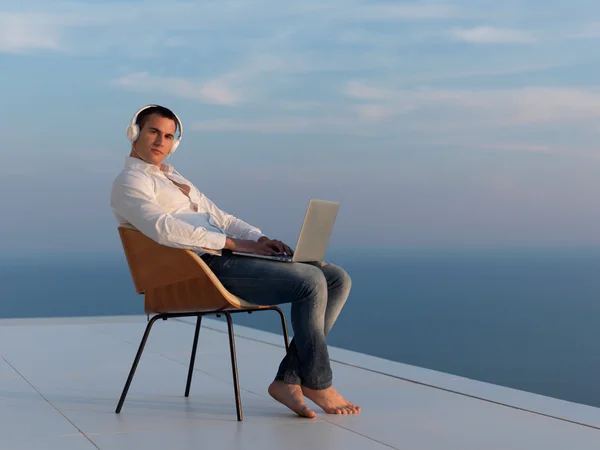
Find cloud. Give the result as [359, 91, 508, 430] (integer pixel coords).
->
[0, 1, 469, 55]
[354, 104, 394, 120]
[461, 142, 552, 153]
[567, 22, 600, 39]
[112, 72, 240, 106]
[112, 52, 314, 106]
[277, 100, 324, 111]
[395, 60, 580, 83]
[0, 3, 224, 55]
[188, 83, 600, 137]
[450, 26, 538, 44]
[345, 81, 600, 125]
[193, 116, 348, 133]
[194, 80, 239, 106]
[324, 2, 466, 21]
[344, 81, 393, 101]
[516, 88, 600, 123]
[7, 1, 600, 159]
[0, 13, 66, 53]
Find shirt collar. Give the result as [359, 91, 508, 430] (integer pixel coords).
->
[125, 156, 174, 175]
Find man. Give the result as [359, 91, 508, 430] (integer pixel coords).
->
[110, 105, 360, 417]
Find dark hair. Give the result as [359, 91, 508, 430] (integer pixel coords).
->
[136, 105, 179, 134]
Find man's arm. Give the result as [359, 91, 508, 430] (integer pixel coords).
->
[193, 188, 294, 256]
[111, 172, 228, 251]
[198, 192, 265, 242]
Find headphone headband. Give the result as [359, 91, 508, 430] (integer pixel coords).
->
[126, 104, 184, 155]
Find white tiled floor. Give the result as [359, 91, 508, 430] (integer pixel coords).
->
[0, 315, 598, 449]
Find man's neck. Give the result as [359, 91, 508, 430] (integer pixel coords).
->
[128, 152, 171, 172]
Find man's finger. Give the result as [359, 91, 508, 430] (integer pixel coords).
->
[271, 240, 283, 254]
[281, 243, 290, 255]
[260, 243, 277, 255]
[265, 241, 279, 252]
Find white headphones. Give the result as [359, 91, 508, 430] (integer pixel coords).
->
[126, 104, 184, 155]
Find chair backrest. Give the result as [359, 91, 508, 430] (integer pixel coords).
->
[118, 227, 251, 313]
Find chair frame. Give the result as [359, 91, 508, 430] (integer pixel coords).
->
[114, 226, 291, 421]
[115, 308, 289, 422]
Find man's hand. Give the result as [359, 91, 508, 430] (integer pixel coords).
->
[224, 238, 279, 256]
[257, 236, 294, 256]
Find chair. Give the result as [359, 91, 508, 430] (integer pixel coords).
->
[115, 226, 289, 421]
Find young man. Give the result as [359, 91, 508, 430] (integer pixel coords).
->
[110, 105, 360, 417]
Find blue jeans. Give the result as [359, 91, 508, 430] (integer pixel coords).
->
[200, 251, 352, 390]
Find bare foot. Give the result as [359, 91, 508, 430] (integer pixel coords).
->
[268, 381, 316, 418]
[302, 386, 361, 415]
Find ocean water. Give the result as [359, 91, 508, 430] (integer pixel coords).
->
[2, 249, 600, 409]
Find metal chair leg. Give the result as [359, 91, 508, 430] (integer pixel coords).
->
[272, 306, 290, 352]
[115, 313, 164, 413]
[223, 312, 242, 421]
[116, 308, 288, 421]
[185, 315, 202, 397]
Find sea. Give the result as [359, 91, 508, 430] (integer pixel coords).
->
[2, 248, 600, 409]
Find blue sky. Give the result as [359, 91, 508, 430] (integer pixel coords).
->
[2, 0, 600, 254]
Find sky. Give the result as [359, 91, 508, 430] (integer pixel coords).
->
[1, 0, 600, 255]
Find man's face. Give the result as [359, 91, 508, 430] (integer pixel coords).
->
[131, 113, 177, 166]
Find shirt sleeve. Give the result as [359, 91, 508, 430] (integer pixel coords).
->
[198, 192, 266, 242]
[110, 171, 227, 250]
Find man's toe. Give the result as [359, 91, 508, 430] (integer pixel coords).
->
[300, 405, 316, 418]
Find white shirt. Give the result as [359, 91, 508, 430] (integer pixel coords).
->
[110, 157, 265, 255]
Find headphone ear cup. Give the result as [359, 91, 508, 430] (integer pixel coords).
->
[126, 124, 140, 142]
[169, 139, 180, 155]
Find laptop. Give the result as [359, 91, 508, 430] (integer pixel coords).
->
[232, 199, 340, 263]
